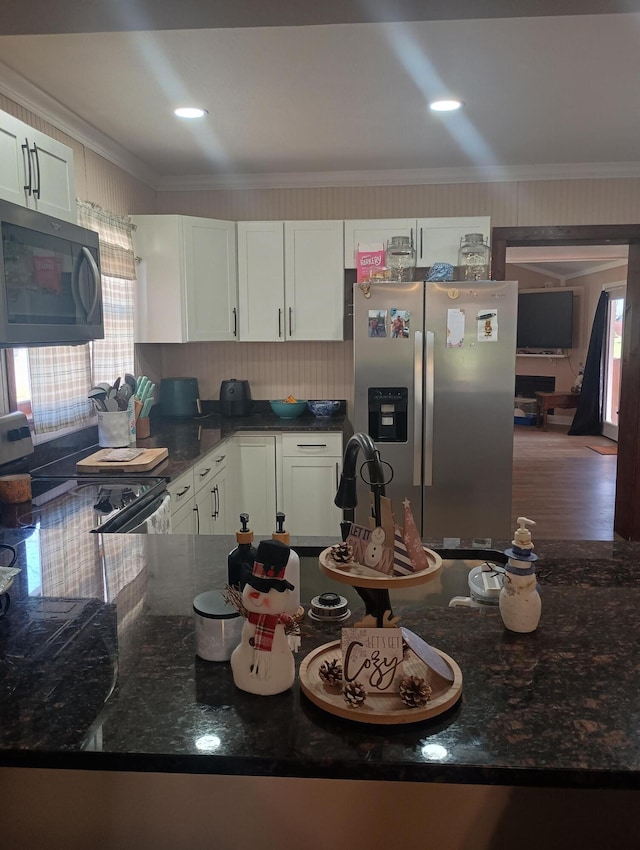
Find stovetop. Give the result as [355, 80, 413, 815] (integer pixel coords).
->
[1, 476, 167, 534]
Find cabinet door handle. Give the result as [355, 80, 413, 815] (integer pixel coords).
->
[278, 308, 282, 338]
[335, 461, 339, 488]
[289, 307, 293, 336]
[420, 227, 423, 258]
[215, 455, 226, 464]
[233, 307, 237, 337]
[194, 504, 200, 534]
[297, 443, 327, 448]
[199, 467, 212, 478]
[176, 485, 191, 498]
[410, 227, 414, 249]
[21, 138, 32, 195]
[31, 143, 41, 199]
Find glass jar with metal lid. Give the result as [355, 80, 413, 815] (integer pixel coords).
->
[458, 233, 490, 281]
[386, 236, 416, 282]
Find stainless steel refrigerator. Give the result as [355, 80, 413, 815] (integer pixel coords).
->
[352, 280, 518, 543]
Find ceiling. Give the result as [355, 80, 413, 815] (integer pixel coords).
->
[1, 4, 640, 189]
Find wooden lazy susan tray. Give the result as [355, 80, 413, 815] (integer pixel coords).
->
[299, 640, 462, 725]
[319, 545, 442, 590]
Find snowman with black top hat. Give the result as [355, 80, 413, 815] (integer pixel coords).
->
[231, 538, 300, 695]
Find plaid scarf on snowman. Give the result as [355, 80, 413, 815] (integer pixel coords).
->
[247, 611, 294, 652]
[247, 611, 299, 678]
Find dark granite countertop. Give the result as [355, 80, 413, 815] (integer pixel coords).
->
[30, 406, 350, 482]
[1, 532, 640, 788]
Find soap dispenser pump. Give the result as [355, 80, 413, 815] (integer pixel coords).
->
[228, 513, 258, 591]
[499, 516, 541, 633]
[272, 512, 301, 616]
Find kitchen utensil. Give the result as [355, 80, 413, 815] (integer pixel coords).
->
[88, 387, 107, 411]
[125, 373, 137, 392]
[219, 378, 252, 417]
[269, 399, 307, 419]
[140, 397, 154, 418]
[76, 447, 168, 473]
[139, 381, 155, 405]
[160, 377, 200, 418]
[136, 376, 149, 399]
[113, 376, 121, 392]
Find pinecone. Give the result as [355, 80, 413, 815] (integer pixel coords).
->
[330, 542, 353, 564]
[343, 680, 367, 707]
[318, 657, 343, 686]
[399, 676, 432, 708]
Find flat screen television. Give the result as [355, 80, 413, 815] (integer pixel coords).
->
[516, 289, 574, 350]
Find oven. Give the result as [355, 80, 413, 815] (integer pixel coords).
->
[0, 412, 170, 536]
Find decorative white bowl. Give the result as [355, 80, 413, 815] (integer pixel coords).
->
[307, 400, 340, 418]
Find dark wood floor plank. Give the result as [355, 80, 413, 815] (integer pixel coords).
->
[512, 425, 616, 540]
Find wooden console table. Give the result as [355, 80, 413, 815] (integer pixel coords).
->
[535, 391, 580, 431]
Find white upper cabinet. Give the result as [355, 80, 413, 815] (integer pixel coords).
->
[344, 219, 416, 268]
[284, 220, 344, 341]
[132, 215, 238, 343]
[237, 219, 344, 341]
[416, 216, 492, 267]
[237, 221, 285, 342]
[0, 110, 75, 223]
[344, 216, 492, 271]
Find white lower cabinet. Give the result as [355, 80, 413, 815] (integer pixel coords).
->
[229, 434, 277, 537]
[167, 432, 343, 537]
[168, 467, 196, 534]
[279, 433, 343, 537]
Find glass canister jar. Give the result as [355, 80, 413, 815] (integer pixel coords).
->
[458, 233, 490, 281]
[386, 236, 416, 282]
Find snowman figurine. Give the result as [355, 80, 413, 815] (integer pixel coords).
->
[231, 539, 299, 696]
[364, 526, 386, 569]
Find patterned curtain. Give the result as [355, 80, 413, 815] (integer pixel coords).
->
[28, 202, 135, 436]
[77, 202, 136, 387]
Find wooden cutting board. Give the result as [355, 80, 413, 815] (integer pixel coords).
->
[76, 447, 168, 473]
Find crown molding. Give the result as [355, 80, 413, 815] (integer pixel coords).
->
[156, 161, 640, 192]
[3, 60, 640, 193]
[0, 60, 159, 189]
[511, 259, 627, 281]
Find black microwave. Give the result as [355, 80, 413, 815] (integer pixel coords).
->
[0, 198, 103, 347]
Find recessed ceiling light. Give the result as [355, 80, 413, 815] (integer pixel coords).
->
[174, 107, 208, 119]
[429, 100, 463, 112]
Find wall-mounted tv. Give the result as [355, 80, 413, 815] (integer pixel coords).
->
[516, 289, 574, 350]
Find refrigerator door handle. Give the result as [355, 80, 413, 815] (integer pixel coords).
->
[413, 330, 423, 486]
[423, 330, 435, 486]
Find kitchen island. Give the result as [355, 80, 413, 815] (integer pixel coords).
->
[1, 533, 640, 849]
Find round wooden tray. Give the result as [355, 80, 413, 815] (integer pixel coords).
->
[319, 546, 442, 590]
[299, 640, 462, 725]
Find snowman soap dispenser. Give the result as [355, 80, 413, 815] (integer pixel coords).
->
[499, 516, 541, 633]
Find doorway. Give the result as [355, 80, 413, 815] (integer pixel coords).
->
[603, 284, 625, 442]
[492, 224, 640, 541]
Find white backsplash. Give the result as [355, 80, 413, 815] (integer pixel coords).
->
[137, 340, 353, 406]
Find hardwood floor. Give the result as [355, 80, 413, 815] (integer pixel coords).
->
[512, 424, 616, 540]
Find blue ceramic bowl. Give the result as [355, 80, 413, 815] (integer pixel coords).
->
[269, 399, 307, 419]
[307, 400, 340, 418]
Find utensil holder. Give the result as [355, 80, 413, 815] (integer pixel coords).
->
[136, 417, 150, 439]
[97, 411, 131, 447]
